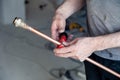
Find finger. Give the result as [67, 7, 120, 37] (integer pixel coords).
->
[58, 27, 65, 33]
[55, 51, 75, 58]
[58, 20, 65, 33]
[71, 56, 79, 60]
[77, 53, 89, 62]
[79, 53, 93, 62]
[78, 57, 85, 62]
[54, 45, 75, 53]
[61, 38, 78, 47]
[62, 42, 69, 46]
[51, 23, 58, 40]
[67, 38, 79, 46]
[73, 52, 85, 62]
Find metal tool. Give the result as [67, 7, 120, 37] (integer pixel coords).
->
[13, 17, 120, 78]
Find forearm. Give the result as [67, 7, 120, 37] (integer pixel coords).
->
[55, 0, 85, 19]
[95, 32, 120, 51]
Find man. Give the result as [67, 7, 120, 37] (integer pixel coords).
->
[51, 0, 120, 80]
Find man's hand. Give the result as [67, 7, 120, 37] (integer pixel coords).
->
[51, 13, 66, 40]
[51, 0, 85, 40]
[54, 37, 100, 62]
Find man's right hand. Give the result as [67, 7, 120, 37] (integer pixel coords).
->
[51, 0, 85, 40]
[51, 13, 66, 40]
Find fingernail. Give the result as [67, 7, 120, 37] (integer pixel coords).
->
[80, 58, 85, 62]
[59, 29, 64, 33]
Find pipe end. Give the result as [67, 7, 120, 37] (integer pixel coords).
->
[13, 17, 23, 27]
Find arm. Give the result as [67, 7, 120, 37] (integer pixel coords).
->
[96, 32, 120, 51]
[55, 0, 85, 19]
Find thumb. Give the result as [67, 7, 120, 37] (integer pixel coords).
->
[66, 38, 79, 46]
[58, 20, 65, 33]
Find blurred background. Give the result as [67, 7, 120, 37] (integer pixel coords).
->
[0, 0, 87, 80]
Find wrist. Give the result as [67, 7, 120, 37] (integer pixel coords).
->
[54, 10, 67, 20]
[93, 36, 105, 51]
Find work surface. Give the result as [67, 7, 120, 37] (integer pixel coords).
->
[0, 23, 86, 80]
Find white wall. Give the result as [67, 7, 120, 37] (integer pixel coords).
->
[0, 0, 25, 25]
[0, 0, 3, 23]
[49, 0, 63, 8]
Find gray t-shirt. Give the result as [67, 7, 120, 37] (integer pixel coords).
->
[86, 0, 120, 60]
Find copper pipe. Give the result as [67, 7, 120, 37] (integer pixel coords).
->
[86, 58, 120, 78]
[13, 17, 120, 78]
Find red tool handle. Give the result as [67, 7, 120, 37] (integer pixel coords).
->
[57, 32, 68, 48]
